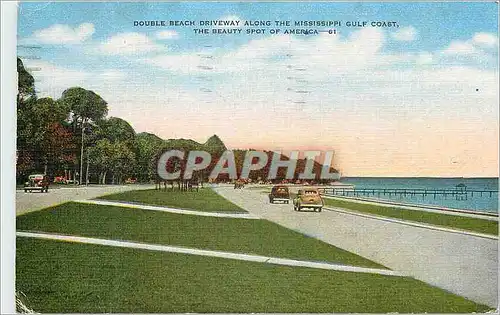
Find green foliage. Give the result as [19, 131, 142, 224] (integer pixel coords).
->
[16, 95, 74, 178]
[85, 117, 138, 183]
[17, 57, 35, 103]
[108, 141, 136, 181]
[204, 134, 227, 154]
[15, 57, 143, 183]
[87, 139, 113, 171]
[59, 87, 108, 130]
[97, 117, 136, 143]
[136, 133, 164, 181]
[98, 188, 246, 213]
[87, 138, 136, 184]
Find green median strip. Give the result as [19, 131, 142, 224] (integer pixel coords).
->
[17, 238, 491, 314]
[324, 198, 498, 236]
[97, 188, 247, 213]
[16, 202, 384, 269]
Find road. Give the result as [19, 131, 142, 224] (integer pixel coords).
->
[16, 184, 154, 216]
[214, 186, 498, 308]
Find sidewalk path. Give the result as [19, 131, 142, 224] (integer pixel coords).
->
[16, 185, 154, 216]
[75, 199, 260, 219]
[16, 231, 402, 277]
[213, 186, 498, 307]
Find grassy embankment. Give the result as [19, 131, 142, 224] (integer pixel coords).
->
[17, 238, 491, 313]
[97, 188, 247, 213]
[323, 198, 498, 236]
[16, 202, 383, 268]
[16, 189, 493, 313]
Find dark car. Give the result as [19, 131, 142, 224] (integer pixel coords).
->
[24, 174, 50, 193]
[269, 185, 290, 204]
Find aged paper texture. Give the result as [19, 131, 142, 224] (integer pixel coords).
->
[8, 1, 499, 313]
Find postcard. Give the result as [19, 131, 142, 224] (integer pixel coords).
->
[4, 1, 499, 313]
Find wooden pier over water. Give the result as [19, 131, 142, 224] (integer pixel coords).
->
[319, 187, 498, 200]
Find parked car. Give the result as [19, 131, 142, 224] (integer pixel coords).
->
[124, 178, 137, 184]
[269, 185, 290, 204]
[53, 176, 79, 185]
[24, 174, 50, 193]
[234, 179, 245, 189]
[53, 176, 66, 184]
[293, 188, 323, 212]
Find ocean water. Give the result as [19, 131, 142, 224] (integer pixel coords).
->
[339, 177, 499, 213]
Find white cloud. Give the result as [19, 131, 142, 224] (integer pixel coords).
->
[23, 60, 90, 97]
[100, 70, 126, 80]
[416, 52, 433, 65]
[391, 26, 417, 41]
[21, 60, 126, 98]
[146, 54, 204, 74]
[442, 33, 498, 56]
[443, 41, 477, 55]
[156, 30, 178, 40]
[25, 27, 498, 176]
[32, 23, 94, 44]
[472, 32, 498, 48]
[146, 28, 388, 75]
[99, 32, 164, 55]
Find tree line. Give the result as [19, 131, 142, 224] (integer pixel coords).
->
[17, 57, 339, 185]
[16, 57, 161, 184]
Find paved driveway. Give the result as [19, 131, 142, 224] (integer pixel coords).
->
[16, 185, 154, 216]
[214, 186, 498, 307]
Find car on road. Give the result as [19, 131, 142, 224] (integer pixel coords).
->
[293, 188, 323, 212]
[124, 178, 137, 184]
[269, 185, 290, 203]
[24, 174, 50, 193]
[234, 179, 245, 189]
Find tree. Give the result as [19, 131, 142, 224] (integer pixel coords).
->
[88, 139, 136, 184]
[43, 123, 77, 175]
[58, 87, 108, 183]
[108, 142, 136, 184]
[136, 132, 164, 182]
[30, 97, 71, 173]
[87, 139, 112, 184]
[96, 117, 136, 146]
[17, 57, 35, 105]
[16, 58, 37, 179]
[16, 96, 73, 178]
[59, 87, 108, 131]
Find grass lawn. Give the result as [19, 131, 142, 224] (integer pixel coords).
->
[16, 202, 384, 269]
[97, 188, 247, 213]
[324, 198, 498, 236]
[16, 238, 491, 313]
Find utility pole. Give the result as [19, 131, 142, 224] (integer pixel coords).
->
[86, 148, 90, 186]
[79, 126, 85, 185]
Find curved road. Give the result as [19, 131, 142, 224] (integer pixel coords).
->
[214, 186, 498, 308]
[16, 184, 154, 216]
[15, 184, 498, 307]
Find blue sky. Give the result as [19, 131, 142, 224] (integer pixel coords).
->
[18, 2, 498, 71]
[17, 2, 499, 176]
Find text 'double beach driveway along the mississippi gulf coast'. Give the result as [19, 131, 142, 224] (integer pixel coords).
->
[213, 186, 498, 308]
[16, 185, 154, 216]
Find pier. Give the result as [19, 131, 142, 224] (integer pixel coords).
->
[318, 187, 498, 200]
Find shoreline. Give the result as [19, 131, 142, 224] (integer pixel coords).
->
[242, 182, 498, 215]
[322, 194, 498, 220]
